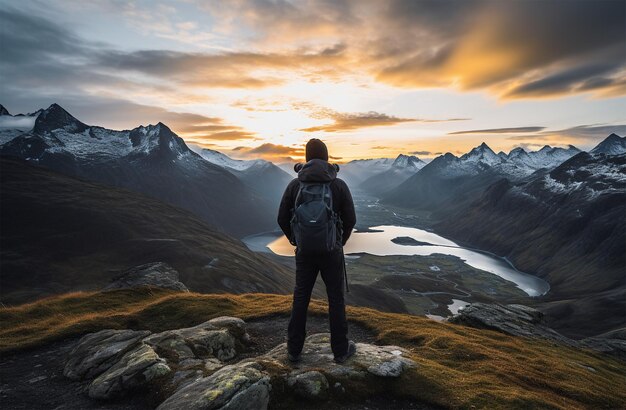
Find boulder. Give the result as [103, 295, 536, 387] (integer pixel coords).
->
[64, 329, 150, 380]
[264, 333, 416, 380]
[448, 303, 575, 345]
[156, 362, 270, 410]
[448, 302, 626, 359]
[88, 342, 171, 399]
[104, 262, 189, 292]
[144, 318, 248, 362]
[287, 370, 329, 400]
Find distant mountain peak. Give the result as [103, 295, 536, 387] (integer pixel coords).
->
[0, 104, 10, 116]
[392, 154, 424, 169]
[460, 142, 501, 166]
[590, 133, 626, 156]
[34, 103, 88, 134]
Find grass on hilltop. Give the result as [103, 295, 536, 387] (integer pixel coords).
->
[1, 288, 625, 409]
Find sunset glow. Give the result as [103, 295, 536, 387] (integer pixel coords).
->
[1, 0, 624, 162]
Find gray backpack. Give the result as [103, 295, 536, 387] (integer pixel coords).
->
[290, 182, 341, 254]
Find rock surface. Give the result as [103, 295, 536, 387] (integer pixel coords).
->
[88, 343, 170, 399]
[264, 332, 417, 387]
[157, 361, 270, 410]
[64, 317, 418, 408]
[287, 370, 329, 400]
[104, 262, 189, 292]
[64, 329, 151, 380]
[449, 302, 626, 359]
[64, 317, 250, 401]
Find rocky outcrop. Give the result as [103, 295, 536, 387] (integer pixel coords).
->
[264, 333, 416, 380]
[104, 262, 189, 292]
[64, 316, 250, 400]
[88, 342, 170, 399]
[64, 318, 417, 408]
[449, 303, 626, 359]
[157, 361, 271, 410]
[64, 329, 151, 380]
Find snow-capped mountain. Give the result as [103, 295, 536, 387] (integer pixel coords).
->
[493, 145, 581, 178]
[199, 148, 265, 171]
[0, 103, 276, 237]
[436, 151, 625, 311]
[391, 154, 426, 170]
[359, 154, 426, 195]
[459, 142, 503, 167]
[340, 157, 406, 186]
[590, 133, 626, 156]
[199, 148, 292, 207]
[383, 141, 584, 211]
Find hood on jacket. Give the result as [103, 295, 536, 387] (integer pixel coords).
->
[294, 159, 339, 182]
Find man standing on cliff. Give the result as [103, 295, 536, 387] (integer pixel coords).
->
[277, 138, 357, 364]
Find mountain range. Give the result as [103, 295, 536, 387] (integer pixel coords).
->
[382, 142, 584, 214]
[377, 134, 625, 337]
[0, 104, 280, 238]
[435, 149, 626, 337]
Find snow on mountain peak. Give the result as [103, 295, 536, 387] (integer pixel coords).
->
[460, 142, 502, 166]
[392, 154, 425, 170]
[590, 133, 626, 156]
[199, 148, 267, 171]
[34, 103, 88, 134]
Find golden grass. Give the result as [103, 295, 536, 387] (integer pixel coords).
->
[1, 288, 625, 409]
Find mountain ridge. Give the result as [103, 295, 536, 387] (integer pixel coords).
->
[0, 103, 276, 237]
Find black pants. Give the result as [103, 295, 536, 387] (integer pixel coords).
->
[287, 248, 349, 357]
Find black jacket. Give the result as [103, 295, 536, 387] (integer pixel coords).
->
[277, 159, 356, 246]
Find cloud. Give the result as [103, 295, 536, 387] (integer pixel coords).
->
[410, 150, 441, 156]
[504, 124, 626, 150]
[300, 110, 418, 132]
[373, 0, 626, 99]
[226, 142, 305, 162]
[506, 124, 626, 141]
[449, 126, 546, 135]
[298, 106, 466, 133]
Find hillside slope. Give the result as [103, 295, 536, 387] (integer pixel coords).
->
[1, 289, 625, 409]
[0, 158, 294, 304]
[436, 152, 626, 337]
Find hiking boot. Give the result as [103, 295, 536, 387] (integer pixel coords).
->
[334, 340, 356, 364]
[288, 352, 301, 363]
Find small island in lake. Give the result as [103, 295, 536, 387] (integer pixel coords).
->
[391, 236, 434, 246]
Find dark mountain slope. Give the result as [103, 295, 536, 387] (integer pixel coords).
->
[0, 158, 294, 305]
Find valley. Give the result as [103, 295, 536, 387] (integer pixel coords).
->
[244, 190, 543, 320]
[1, 103, 623, 340]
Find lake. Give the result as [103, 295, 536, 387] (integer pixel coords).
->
[243, 224, 550, 297]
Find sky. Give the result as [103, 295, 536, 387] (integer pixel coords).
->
[1, 0, 625, 162]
